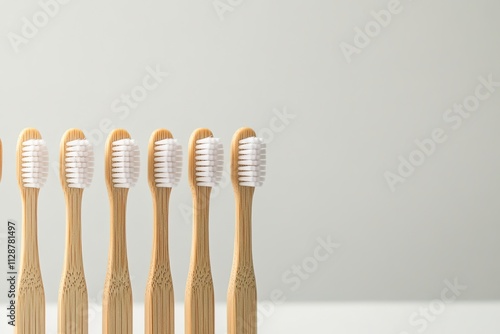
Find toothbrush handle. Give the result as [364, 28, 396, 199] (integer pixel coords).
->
[103, 192, 133, 334]
[145, 190, 174, 334]
[227, 191, 257, 334]
[185, 190, 215, 334]
[185, 264, 215, 334]
[58, 191, 88, 334]
[227, 269, 257, 334]
[16, 189, 45, 334]
[145, 263, 174, 334]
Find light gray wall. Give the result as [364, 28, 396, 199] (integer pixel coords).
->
[1, 0, 499, 304]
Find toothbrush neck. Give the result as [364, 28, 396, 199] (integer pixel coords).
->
[234, 191, 254, 265]
[109, 190, 129, 271]
[21, 189, 40, 264]
[152, 189, 171, 263]
[192, 188, 211, 266]
[64, 190, 84, 270]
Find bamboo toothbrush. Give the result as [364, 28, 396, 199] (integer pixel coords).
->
[185, 128, 223, 334]
[145, 129, 182, 334]
[103, 129, 140, 334]
[227, 128, 266, 334]
[58, 129, 94, 334]
[16, 128, 49, 334]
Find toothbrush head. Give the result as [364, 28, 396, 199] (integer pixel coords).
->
[17, 128, 49, 190]
[148, 129, 182, 190]
[60, 129, 94, 190]
[188, 128, 223, 190]
[231, 127, 266, 189]
[105, 129, 140, 191]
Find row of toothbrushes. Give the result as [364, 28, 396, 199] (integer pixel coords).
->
[1, 127, 265, 334]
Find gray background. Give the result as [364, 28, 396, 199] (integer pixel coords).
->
[0, 0, 499, 305]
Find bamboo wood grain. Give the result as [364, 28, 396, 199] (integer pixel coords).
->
[103, 129, 133, 334]
[227, 128, 258, 334]
[145, 129, 175, 334]
[185, 128, 215, 334]
[16, 128, 45, 334]
[58, 129, 89, 334]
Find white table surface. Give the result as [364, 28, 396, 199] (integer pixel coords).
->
[2, 302, 499, 333]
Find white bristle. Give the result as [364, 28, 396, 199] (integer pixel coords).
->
[195, 137, 223, 187]
[22, 139, 49, 188]
[65, 139, 94, 188]
[111, 139, 140, 188]
[238, 137, 266, 187]
[154, 138, 182, 187]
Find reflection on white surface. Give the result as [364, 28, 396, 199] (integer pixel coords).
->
[2, 303, 500, 333]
